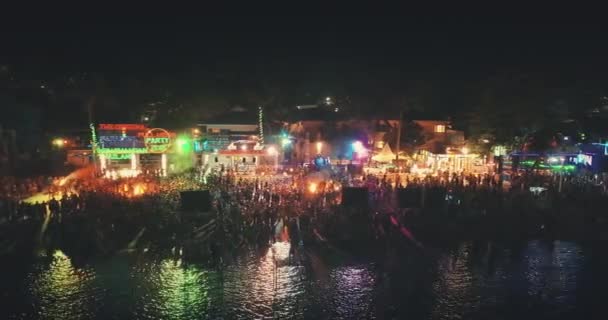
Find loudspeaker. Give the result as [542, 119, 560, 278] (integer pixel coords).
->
[180, 190, 211, 212]
[397, 187, 422, 208]
[342, 187, 368, 208]
[347, 164, 363, 175]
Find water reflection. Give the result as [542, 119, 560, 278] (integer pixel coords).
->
[132, 258, 217, 320]
[28, 250, 99, 320]
[431, 245, 476, 319]
[4, 240, 598, 319]
[328, 265, 377, 319]
[521, 241, 582, 313]
[429, 241, 587, 319]
[223, 241, 305, 319]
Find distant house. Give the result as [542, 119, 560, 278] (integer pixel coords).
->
[412, 120, 465, 154]
[197, 108, 260, 152]
[197, 108, 277, 172]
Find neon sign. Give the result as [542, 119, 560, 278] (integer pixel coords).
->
[97, 148, 148, 154]
[575, 154, 592, 166]
[99, 124, 147, 131]
[144, 128, 173, 153]
[106, 154, 133, 160]
[98, 136, 143, 148]
[146, 137, 170, 144]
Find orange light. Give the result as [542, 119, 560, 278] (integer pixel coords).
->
[133, 184, 145, 196]
[52, 138, 66, 147]
[267, 146, 278, 156]
[308, 183, 317, 194]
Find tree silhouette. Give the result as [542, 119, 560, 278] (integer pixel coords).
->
[385, 120, 425, 154]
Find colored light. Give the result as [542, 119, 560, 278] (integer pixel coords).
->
[99, 154, 107, 171]
[352, 141, 364, 153]
[352, 141, 368, 159]
[175, 136, 192, 154]
[281, 138, 291, 147]
[52, 138, 67, 147]
[258, 106, 264, 144]
[267, 146, 278, 156]
[97, 147, 148, 154]
[316, 142, 323, 154]
[461, 147, 469, 155]
[131, 154, 137, 170]
[308, 183, 317, 194]
[106, 153, 132, 160]
[161, 154, 167, 176]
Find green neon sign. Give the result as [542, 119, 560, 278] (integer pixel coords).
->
[145, 137, 170, 144]
[106, 154, 133, 160]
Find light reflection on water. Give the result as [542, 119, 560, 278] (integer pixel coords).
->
[131, 258, 216, 320]
[26, 250, 100, 320]
[223, 240, 305, 319]
[327, 265, 377, 319]
[4, 240, 603, 319]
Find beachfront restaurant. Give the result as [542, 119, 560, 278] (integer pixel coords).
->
[95, 124, 195, 177]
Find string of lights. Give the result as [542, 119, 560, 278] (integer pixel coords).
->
[258, 106, 264, 145]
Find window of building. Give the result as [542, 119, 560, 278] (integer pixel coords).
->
[242, 157, 246, 163]
[252, 157, 256, 163]
[434, 125, 446, 133]
[214, 157, 218, 163]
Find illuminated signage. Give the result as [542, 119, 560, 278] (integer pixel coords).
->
[106, 154, 133, 160]
[95, 125, 175, 154]
[144, 128, 173, 153]
[99, 124, 147, 131]
[575, 154, 592, 166]
[97, 148, 148, 154]
[146, 137, 170, 144]
[98, 136, 143, 148]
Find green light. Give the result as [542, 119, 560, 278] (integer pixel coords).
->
[519, 160, 576, 172]
[551, 164, 576, 172]
[520, 160, 536, 167]
[106, 154, 132, 160]
[176, 136, 192, 154]
[89, 123, 98, 154]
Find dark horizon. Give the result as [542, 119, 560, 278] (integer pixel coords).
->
[1, 18, 608, 130]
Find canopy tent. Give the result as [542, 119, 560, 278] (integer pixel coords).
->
[372, 144, 396, 163]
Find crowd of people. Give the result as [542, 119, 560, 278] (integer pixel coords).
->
[2, 165, 608, 257]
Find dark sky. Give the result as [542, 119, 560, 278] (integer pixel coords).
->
[1, 14, 608, 129]
[4, 17, 606, 74]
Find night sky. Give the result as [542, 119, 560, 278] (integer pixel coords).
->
[1, 15, 607, 130]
